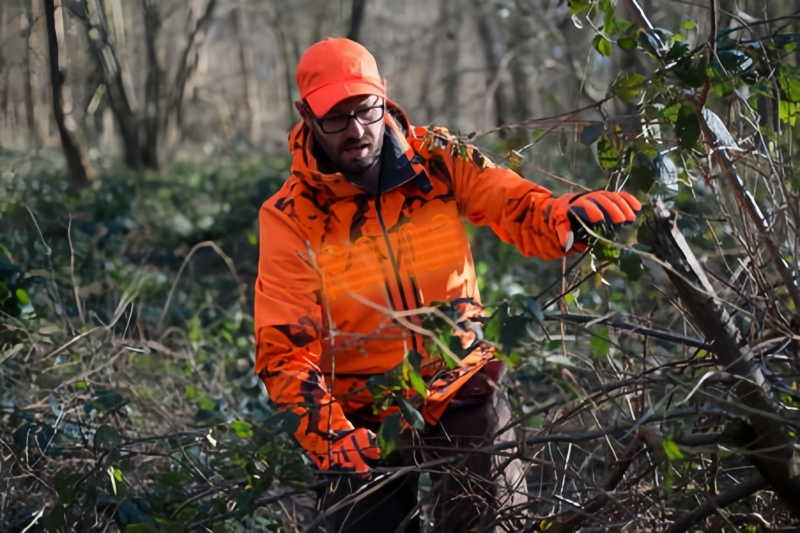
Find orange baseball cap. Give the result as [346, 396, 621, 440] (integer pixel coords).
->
[296, 38, 386, 117]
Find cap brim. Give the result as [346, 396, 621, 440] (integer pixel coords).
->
[305, 79, 385, 117]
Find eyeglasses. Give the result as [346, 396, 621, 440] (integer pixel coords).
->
[310, 104, 385, 134]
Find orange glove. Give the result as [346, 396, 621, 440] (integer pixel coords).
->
[550, 190, 642, 252]
[311, 428, 381, 474]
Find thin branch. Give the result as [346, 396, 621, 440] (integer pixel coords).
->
[666, 474, 769, 533]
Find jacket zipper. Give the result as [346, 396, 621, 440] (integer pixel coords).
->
[375, 191, 420, 354]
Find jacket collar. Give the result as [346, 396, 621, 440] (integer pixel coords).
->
[288, 101, 430, 198]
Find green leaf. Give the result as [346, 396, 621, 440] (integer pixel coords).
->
[94, 424, 121, 450]
[579, 122, 604, 146]
[663, 104, 681, 123]
[676, 105, 700, 149]
[514, 294, 544, 323]
[612, 72, 646, 105]
[779, 101, 798, 126]
[592, 35, 612, 57]
[617, 36, 638, 51]
[568, 0, 590, 15]
[15, 288, 30, 305]
[681, 20, 696, 29]
[778, 64, 800, 102]
[630, 152, 657, 193]
[619, 252, 643, 282]
[231, 420, 253, 439]
[377, 413, 401, 458]
[395, 395, 425, 430]
[662, 439, 685, 460]
[637, 28, 665, 58]
[84, 390, 126, 414]
[194, 408, 227, 425]
[590, 328, 611, 358]
[596, 135, 620, 169]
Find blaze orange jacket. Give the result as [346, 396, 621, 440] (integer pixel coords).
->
[254, 101, 571, 464]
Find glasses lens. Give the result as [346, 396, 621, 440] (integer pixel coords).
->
[355, 106, 384, 125]
[320, 116, 349, 133]
[318, 105, 385, 133]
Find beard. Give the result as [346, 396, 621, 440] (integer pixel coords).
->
[332, 135, 382, 176]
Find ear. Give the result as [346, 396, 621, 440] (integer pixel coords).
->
[295, 101, 314, 129]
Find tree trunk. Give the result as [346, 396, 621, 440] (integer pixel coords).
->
[235, 2, 260, 145]
[163, 0, 217, 142]
[440, 0, 462, 126]
[82, 0, 143, 170]
[346, 0, 368, 43]
[44, 0, 89, 187]
[641, 201, 800, 519]
[471, 0, 511, 130]
[140, 0, 160, 168]
[23, 0, 38, 143]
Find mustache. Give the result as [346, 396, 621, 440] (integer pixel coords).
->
[340, 137, 373, 151]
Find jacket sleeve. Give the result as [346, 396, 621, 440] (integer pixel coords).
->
[416, 126, 570, 260]
[253, 204, 354, 462]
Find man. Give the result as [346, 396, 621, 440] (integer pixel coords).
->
[254, 37, 640, 532]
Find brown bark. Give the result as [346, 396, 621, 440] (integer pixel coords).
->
[640, 201, 800, 519]
[23, 0, 37, 142]
[82, 0, 143, 170]
[471, 0, 510, 130]
[235, 2, 260, 145]
[165, 0, 217, 138]
[44, 0, 89, 187]
[346, 0, 368, 43]
[140, 0, 160, 168]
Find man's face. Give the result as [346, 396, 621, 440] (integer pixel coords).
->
[300, 95, 385, 177]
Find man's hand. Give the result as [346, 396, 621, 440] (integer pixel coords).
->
[550, 190, 642, 252]
[313, 428, 381, 474]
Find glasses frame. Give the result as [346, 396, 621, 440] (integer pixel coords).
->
[307, 102, 386, 134]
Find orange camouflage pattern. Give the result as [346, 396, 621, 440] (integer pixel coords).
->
[254, 101, 574, 466]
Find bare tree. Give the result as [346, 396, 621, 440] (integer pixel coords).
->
[23, 0, 38, 142]
[44, 0, 89, 187]
[140, 0, 160, 167]
[82, 0, 143, 169]
[346, 0, 368, 43]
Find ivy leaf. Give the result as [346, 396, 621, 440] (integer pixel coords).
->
[592, 35, 612, 57]
[404, 358, 428, 398]
[619, 252, 644, 282]
[377, 413, 402, 458]
[715, 49, 754, 76]
[778, 64, 800, 102]
[637, 28, 666, 58]
[630, 152, 658, 193]
[617, 36, 638, 51]
[94, 424, 121, 450]
[396, 395, 425, 430]
[676, 105, 700, 149]
[580, 122, 605, 146]
[596, 135, 620, 169]
[231, 420, 253, 439]
[590, 327, 611, 358]
[513, 294, 545, 324]
[612, 72, 646, 105]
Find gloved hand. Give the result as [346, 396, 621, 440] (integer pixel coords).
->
[549, 190, 642, 252]
[311, 427, 381, 474]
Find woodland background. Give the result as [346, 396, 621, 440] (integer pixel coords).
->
[1, 0, 800, 531]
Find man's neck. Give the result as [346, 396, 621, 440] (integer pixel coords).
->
[349, 159, 382, 196]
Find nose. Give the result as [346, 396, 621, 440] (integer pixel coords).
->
[344, 116, 365, 138]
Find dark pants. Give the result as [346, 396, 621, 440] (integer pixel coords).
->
[316, 362, 528, 533]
